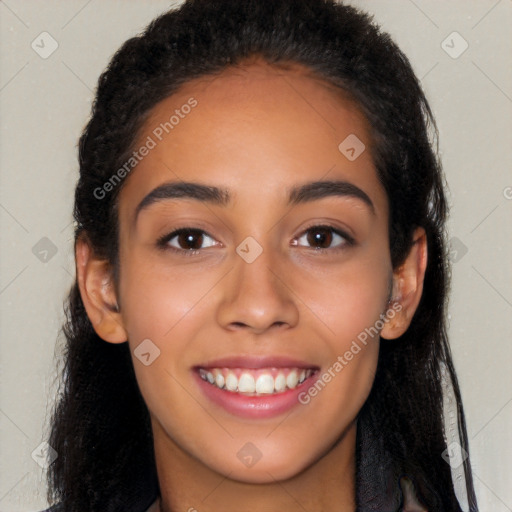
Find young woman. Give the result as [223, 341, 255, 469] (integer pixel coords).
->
[43, 1, 478, 510]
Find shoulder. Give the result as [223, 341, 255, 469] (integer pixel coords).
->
[37, 500, 159, 512]
[39, 505, 64, 512]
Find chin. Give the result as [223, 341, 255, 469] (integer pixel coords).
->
[208, 449, 316, 484]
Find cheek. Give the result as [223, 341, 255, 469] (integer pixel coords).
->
[117, 254, 225, 409]
[291, 276, 386, 446]
[291, 252, 390, 403]
[118, 255, 218, 346]
[269, 252, 389, 384]
[293, 254, 391, 346]
[118, 259, 214, 428]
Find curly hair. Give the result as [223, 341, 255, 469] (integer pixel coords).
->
[46, 1, 478, 510]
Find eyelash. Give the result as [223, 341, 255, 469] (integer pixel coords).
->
[156, 224, 355, 256]
[156, 227, 217, 257]
[294, 223, 355, 253]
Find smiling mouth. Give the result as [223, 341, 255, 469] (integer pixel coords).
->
[197, 367, 317, 396]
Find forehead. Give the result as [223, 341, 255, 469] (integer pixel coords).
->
[117, 59, 386, 223]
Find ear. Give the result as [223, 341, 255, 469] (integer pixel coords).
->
[380, 227, 428, 340]
[75, 234, 128, 344]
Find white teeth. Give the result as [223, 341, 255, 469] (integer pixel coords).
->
[286, 370, 299, 389]
[214, 370, 225, 389]
[199, 367, 315, 395]
[274, 373, 286, 392]
[225, 372, 238, 391]
[255, 374, 275, 394]
[238, 373, 255, 393]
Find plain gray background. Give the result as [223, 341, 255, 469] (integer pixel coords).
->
[0, 1, 511, 511]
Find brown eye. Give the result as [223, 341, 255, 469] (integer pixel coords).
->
[295, 225, 351, 250]
[176, 230, 204, 250]
[163, 228, 217, 251]
[306, 227, 333, 248]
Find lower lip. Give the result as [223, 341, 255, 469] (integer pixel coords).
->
[193, 371, 317, 419]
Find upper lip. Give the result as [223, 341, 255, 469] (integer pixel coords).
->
[194, 355, 319, 370]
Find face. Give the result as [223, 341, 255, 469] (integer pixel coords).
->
[111, 61, 395, 483]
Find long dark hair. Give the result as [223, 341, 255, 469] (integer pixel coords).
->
[46, 1, 478, 510]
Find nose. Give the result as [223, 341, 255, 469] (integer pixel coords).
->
[216, 246, 300, 334]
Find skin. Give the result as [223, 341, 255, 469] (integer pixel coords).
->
[76, 59, 427, 511]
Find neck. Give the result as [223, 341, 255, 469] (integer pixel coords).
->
[151, 418, 357, 512]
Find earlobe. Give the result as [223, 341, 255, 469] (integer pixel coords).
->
[75, 235, 128, 344]
[380, 227, 428, 340]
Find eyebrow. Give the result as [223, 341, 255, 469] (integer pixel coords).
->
[288, 180, 374, 213]
[134, 179, 375, 224]
[134, 182, 231, 224]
